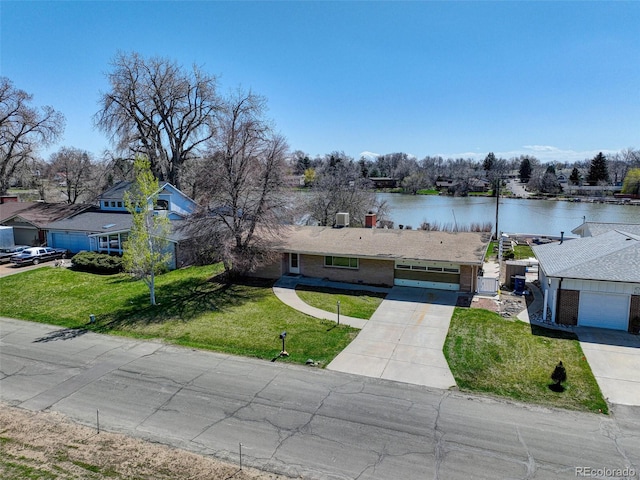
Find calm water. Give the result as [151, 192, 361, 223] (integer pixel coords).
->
[378, 193, 640, 236]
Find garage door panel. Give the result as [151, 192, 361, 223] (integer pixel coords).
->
[579, 292, 629, 330]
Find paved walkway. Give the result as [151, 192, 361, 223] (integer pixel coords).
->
[273, 276, 457, 389]
[273, 275, 390, 329]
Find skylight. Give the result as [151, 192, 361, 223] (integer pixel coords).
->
[102, 223, 116, 229]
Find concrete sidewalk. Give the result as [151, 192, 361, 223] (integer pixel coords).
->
[327, 287, 457, 389]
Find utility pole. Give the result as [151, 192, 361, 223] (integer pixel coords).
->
[494, 177, 500, 240]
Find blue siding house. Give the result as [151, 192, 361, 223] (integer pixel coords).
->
[46, 181, 197, 268]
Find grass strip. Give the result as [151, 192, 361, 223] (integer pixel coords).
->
[295, 285, 386, 319]
[444, 307, 608, 413]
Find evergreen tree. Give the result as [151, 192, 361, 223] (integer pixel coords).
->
[587, 152, 610, 185]
[483, 152, 496, 172]
[519, 157, 532, 182]
[569, 167, 581, 185]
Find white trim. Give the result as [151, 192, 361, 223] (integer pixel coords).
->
[394, 278, 460, 290]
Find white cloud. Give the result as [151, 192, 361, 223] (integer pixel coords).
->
[523, 145, 561, 152]
[359, 151, 380, 160]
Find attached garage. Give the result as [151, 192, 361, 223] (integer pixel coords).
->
[50, 231, 90, 253]
[394, 260, 461, 290]
[579, 292, 630, 331]
[533, 228, 640, 332]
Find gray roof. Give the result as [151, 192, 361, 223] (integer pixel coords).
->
[532, 229, 640, 283]
[99, 181, 133, 201]
[571, 222, 640, 238]
[274, 226, 491, 265]
[46, 212, 133, 234]
[46, 211, 188, 242]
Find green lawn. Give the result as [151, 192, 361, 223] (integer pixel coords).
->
[444, 308, 608, 413]
[485, 241, 534, 261]
[0, 265, 358, 366]
[295, 285, 386, 319]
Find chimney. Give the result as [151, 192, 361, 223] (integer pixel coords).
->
[560, 231, 564, 244]
[365, 213, 377, 228]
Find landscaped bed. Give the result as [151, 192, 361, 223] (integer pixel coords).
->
[0, 265, 358, 366]
[444, 307, 608, 414]
[295, 285, 386, 319]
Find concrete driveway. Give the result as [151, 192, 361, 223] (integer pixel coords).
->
[327, 286, 457, 389]
[577, 328, 640, 406]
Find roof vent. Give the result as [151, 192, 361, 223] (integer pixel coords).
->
[335, 212, 349, 228]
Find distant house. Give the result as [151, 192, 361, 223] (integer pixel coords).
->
[252, 224, 491, 293]
[368, 177, 398, 189]
[533, 229, 640, 332]
[46, 181, 197, 269]
[0, 200, 92, 246]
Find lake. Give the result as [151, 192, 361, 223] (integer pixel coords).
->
[378, 193, 640, 237]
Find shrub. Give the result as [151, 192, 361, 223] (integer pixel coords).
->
[71, 251, 124, 274]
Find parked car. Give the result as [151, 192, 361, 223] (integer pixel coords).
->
[0, 245, 30, 264]
[10, 247, 67, 266]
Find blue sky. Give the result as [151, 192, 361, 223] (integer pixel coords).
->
[2, 1, 638, 164]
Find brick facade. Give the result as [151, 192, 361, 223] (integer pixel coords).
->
[299, 255, 395, 287]
[556, 289, 579, 326]
[459, 265, 476, 293]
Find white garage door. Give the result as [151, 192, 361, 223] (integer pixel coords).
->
[579, 292, 629, 330]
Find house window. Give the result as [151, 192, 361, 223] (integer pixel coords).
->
[156, 199, 169, 210]
[324, 256, 358, 269]
[110, 201, 116, 207]
[117, 201, 123, 208]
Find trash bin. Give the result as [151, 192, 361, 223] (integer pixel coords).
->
[514, 275, 526, 294]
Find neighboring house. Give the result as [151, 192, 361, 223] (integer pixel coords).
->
[533, 230, 640, 332]
[571, 221, 640, 238]
[369, 177, 398, 189]
[0, 200, 92, 246]
[253, 225, 491, 293]
[46, 181, 198, 269]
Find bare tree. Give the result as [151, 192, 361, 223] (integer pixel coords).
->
[47, 147, 95, 204]
[185, 90, 290, 278]
[0, 77, 65, 195]
[95, 52, 220, 190]
[304, 153, 388, 226]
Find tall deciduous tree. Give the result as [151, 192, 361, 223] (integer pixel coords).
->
[0, 77, 65, 195]
[95, 52, 220, 190]
[304, 153, 388, 227]
[48, 147, 95, 204]
[185, 90, 290, 278]
[587, 152, 610, 185]
[123, 156, 172, 306]
[622, 168, 640, 196]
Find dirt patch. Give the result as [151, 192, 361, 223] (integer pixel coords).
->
[0, 404, 291, 480]
[467, 293, 529, 318]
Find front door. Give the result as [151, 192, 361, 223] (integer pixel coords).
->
[289, 253, 300, 274]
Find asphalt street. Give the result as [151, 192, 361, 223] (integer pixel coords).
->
[1, 317, 639, 480]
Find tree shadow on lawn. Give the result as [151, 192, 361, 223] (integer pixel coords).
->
[529, 324, 579, 341]
[93, 274, 272, 332]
